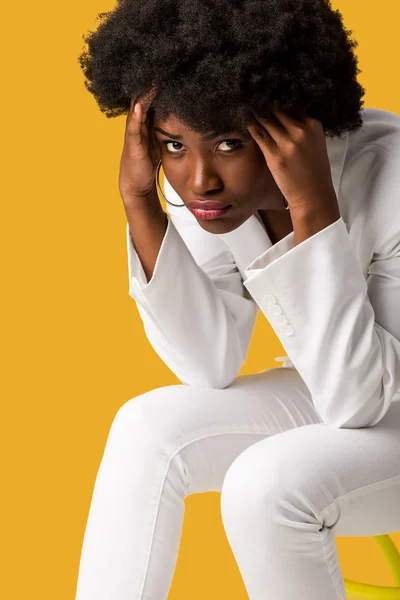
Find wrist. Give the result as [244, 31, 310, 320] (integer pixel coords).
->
[291, 204, 340, 245]
[122, 186, 163, 214]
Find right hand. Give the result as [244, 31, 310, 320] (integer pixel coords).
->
[118, 87, 161, 208]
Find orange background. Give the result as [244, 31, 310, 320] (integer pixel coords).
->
[2, 1, 400, 598]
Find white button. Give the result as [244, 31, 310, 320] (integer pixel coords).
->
[267, 304, 282, 315]
[282, 325, 294, 336]
[262, 294, 277, 305]
[275, 314, 288, 325]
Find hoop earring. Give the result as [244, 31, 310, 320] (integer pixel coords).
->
[156, 161, 185, 207]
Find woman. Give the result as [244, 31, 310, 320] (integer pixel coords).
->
[76, 1, 400, 598]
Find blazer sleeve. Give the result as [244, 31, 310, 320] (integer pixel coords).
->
[242, 211, 400, 429]
[126, 190, 258, 389]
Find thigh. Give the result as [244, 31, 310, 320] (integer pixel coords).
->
[319, 399, 400, 536]
[114, 366, 324, 494]
[221, 399, 400, 536]
[121, 366, 323, 435]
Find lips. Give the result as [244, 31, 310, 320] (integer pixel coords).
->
[187, 201, 232, 210]
[188, 205, 232, 220]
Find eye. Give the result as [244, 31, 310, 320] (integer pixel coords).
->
[163, 141, 184, 154]
[162, 139, 243, 155]
[218, 140, 243, 152]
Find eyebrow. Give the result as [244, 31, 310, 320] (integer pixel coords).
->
[154, 127, 238, 141]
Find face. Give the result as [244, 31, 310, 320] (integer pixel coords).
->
[152, 113, 285, 233]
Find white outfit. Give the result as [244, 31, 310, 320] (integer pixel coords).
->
[75, 108, 400, 599]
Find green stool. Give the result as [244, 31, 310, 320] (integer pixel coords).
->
[343, 535, 400, 598]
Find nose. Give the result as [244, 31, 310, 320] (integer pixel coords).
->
[187, 160, 223, 196]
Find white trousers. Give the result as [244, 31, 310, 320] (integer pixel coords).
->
[75, 366, 400, 600]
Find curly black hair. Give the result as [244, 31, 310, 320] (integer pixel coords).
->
[77, 0, 365, 139]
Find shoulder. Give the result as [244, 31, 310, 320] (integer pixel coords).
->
[340, 107, 400, 195]
[341, 107, 400, 190]
[345, 107, 400, 161]
[338, 108, 400, 259]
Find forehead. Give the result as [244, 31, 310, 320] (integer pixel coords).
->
[153, 113, 248, 139]
[153, 113, 202, 133]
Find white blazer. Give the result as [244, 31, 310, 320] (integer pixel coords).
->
[126, 107, 400, 429]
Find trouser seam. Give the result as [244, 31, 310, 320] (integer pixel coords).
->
[319, 528, 347, 600]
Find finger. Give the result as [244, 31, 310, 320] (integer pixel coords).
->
[125, 99, 144, 142]
[127, 97, 136, 122]
[247, 120, 276, 153]
[274, 111, 318, 141]
[139, 86, 158, 113]
[253, 111, 290, 145]
[274, 110, 305, 129]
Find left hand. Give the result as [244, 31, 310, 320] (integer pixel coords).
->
[247, 110, 339, 215]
